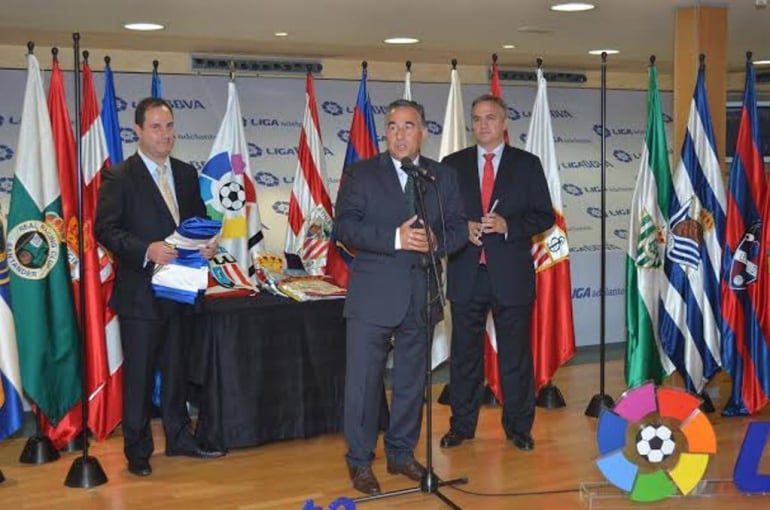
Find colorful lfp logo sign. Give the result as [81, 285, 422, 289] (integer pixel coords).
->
[595, 382, 716, 502]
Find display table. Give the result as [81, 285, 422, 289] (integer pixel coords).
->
[189, 294, 346, 450]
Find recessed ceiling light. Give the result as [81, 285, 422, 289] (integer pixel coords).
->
[123, 22, 165, 31]
[274, 32, 288, 37]
[502, 44, 516, 49]
[384, 37, 420, 45]
[588, 49, 620, 55]
[755, 59, 770, 65]
[550, 2, 595, 12]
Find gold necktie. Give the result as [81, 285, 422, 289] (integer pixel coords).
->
[157, 163, 179, 225]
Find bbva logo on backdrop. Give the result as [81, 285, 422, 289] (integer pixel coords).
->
[507, 107, 574, 122]
[114, 96, 206, 111]
[248, 143, 336, 158]
[0, 114, 21, 126]
[336, 129, 387, 145]
[587, 206, 630, 219]
[0, 144, 14, 162]
[519, 132, 592, 145]
[320, 100, 393, 117]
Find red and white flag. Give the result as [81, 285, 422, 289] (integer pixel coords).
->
[484, 56, 507, 403]
[525, 67, 576, 391]
[284, 73, 336, 275]
[79, 61, 123, 440]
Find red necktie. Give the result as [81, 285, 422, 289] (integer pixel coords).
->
[480, 153, 494, 264]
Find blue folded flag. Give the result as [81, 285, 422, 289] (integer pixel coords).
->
[151, 217, 222, 304]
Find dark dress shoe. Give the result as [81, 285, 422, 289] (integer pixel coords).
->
[386, 458, 426, 482]
[510, 433, 535, 451]
[128, 459, 152, 477]
[348, 465, 381, 495]
[440, 430, 470, 448]
[166, 447, 226, 458]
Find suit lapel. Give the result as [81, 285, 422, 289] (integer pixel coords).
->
[492, 145, 516, 208]
[377, 153, 410, 216]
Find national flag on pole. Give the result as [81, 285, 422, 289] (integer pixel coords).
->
[403, 64, 412, 101]
[42, 51, 84, 447]
[200, 80, 265, 278]
[489, 55, 509, 144]
[151, 61, 162, 98]
[7, 52, 81, 425]
[284, 73, 335, 276]
[0, 206, 23, 440]
[79, 60, 123, 439]
[526, 67, 576, 392]
[483, 55, 508, 403]
[101, 58, 124, 165]
[433, 62, 468, 369]
[721, 57, 770, 416]
[331, 65, 380, 288]
[659, 63, 726, 394]
[625, 62, 676, 388]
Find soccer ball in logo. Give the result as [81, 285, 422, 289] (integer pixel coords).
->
[635, 424, 676, 463]
[218, 181, 246, 212]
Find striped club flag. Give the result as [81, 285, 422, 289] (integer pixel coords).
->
[526, 67, 576, 392]
[721, 57, 770, 416]
[659, 63, 726, 394]
[624, 62, 676, 388]
[284, 73, 335, 276]
[330, 65, 380, 288]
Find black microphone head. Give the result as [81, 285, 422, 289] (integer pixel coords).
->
[400, 157, 416, 170]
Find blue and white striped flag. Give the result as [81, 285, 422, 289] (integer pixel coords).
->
[659, 64, 727, 393]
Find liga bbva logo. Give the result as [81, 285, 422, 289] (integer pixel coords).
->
[595, 382, 716, 502]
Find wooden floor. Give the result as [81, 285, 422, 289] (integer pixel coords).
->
[2, 359, 769, 509]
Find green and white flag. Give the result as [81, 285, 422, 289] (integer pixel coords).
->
[624, 63, 675, 388]
[6, 53, 80, 423]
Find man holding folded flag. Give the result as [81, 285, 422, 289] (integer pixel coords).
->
[96, 97, 223, 478]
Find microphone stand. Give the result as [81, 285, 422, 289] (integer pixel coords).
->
[355, 168, 468, 508]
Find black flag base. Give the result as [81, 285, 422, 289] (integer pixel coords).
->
[585, 393, 614, 418]
[699, 391, 716, 413]
[19, 435, 61, 464]
[536, 381, 567, 409]
[482, 385, 500, 407]
[65, 455, 107, 488]
[355, 471, 468, 509]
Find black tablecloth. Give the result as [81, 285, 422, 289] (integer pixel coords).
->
[189, 294, 346, 450]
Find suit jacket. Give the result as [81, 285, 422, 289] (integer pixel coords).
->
[95, 153, 207, 319]
[443, 145, 554, 306]
[333, 152, 467, 327]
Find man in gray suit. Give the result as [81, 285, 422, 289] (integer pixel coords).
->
[334, 99, 466, 495]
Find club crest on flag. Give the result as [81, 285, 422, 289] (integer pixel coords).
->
[634, 210, 663, 270]
[6, 213, 64, 279]
[666, 200, 702, 271]
[531, 224, 569, 271]
[728, 221, 761, 290]
[300, 205, 333, 274]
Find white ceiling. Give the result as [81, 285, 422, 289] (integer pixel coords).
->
[0, 0, 767, 73]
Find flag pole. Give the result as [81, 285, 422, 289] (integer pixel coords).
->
[533, 56, 568, 410]
[64, 39, 107, 489]
[18, 41, 61, 466]
[585, 51, 615, 417]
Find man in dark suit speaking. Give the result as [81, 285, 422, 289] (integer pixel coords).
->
[334, 99, 466, 495]
[95, 97, 222, 477]
[440, 94, 554, 452]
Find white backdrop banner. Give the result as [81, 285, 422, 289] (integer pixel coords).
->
[0, 68, 673, 347]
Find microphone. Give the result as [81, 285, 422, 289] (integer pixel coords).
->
[400, 157, 435, 181]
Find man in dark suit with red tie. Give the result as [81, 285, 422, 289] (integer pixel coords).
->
[95, 97, 222, 477]
[334, 99, 467, 495]
[440, 94, 554, 452]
